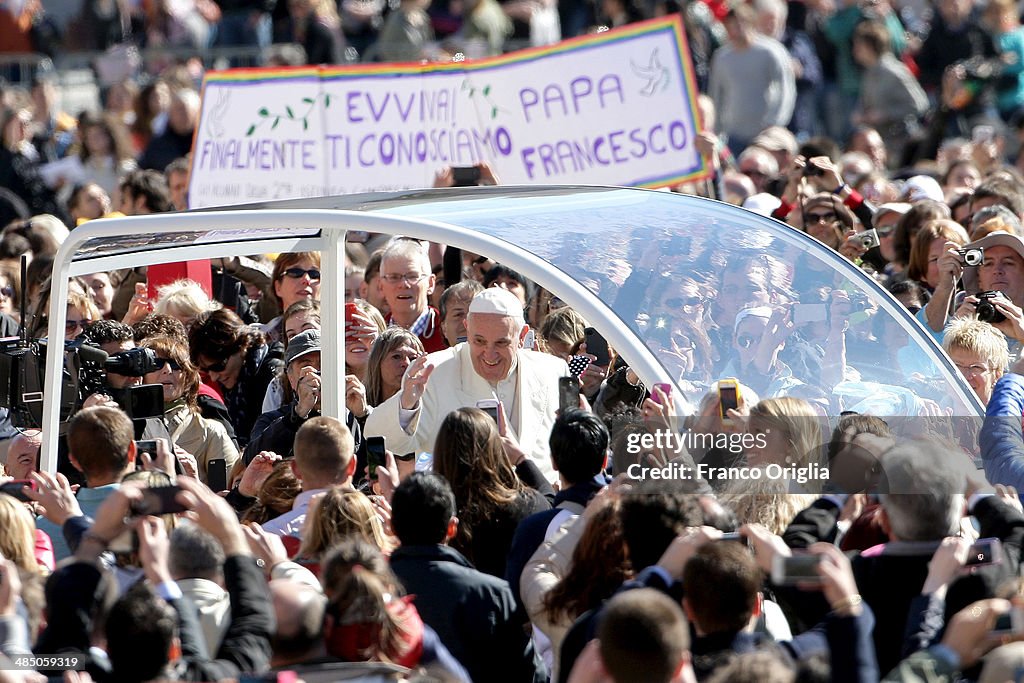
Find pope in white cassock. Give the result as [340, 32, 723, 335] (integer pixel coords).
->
[364, 287, 569, 482]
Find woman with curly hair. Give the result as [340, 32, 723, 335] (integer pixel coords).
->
[433, 407, 550, 577]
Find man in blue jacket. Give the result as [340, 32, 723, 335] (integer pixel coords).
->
[389, 473, 545, 683]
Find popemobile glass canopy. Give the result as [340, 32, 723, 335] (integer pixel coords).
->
[42, 186, 981, 470]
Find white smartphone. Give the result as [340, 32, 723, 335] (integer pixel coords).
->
[792, 303, 828, 325]
[476, 398, 500, 424]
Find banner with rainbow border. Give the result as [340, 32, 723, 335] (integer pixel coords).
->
[187, 17, 707, 208]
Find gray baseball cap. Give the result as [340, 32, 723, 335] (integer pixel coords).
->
[286, 329, 321, 365]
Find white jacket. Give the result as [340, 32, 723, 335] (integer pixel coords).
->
[364, 343, 568, 482]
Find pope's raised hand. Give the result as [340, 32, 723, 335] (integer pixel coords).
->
[400, 355, 434, 410]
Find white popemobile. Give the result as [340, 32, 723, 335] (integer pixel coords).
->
[39, 186, 982, 472]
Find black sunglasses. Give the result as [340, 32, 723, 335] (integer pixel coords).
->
[282, 267, 321, 280]
[156, 357, 182, 371]
[201, 357, 228, 373]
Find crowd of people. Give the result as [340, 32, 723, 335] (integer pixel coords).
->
[9, 0, 1024, 680]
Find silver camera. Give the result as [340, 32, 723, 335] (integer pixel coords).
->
[958, 247, 984, 267]
[853, 229, 880, 250]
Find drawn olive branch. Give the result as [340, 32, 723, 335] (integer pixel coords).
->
[245, 92, 334, 136]
[462, 80, 505, 120]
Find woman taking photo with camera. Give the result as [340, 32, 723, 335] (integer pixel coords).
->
[141, 334, 239, 487]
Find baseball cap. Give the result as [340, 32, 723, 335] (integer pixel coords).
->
[900, 176, 944, 203]
[875, 202, 912, 220]
[961, 231, 1024, 293]
[286, 329, 321, 365]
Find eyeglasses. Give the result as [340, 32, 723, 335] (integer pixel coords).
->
[876, 225, 896, 237]
[0, 286, 13, 300]
[65, 319, 91, 333]
[200, 357, 229, 373]
[806, 212, 838, 224]
[156, 357, 182, 371]
[736, 334, 759, 349]
[381, 272, 429, 285]
[282, 268, 321, 280]
[954, 362, 991, 377]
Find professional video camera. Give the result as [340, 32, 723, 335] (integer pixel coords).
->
[0, 339, 166, 429]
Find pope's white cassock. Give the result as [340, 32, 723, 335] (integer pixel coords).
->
[364, 336, 569, 483]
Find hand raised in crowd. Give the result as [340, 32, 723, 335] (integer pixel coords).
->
[921, 536, 971, 596]
[345, 374, 369, 419]
[81, 392, 119, 410]
[657, 526, 723, 579]
[242, 523, 289, 578]
[176, 476, 249, 557]
[26, 470, 82, 526]
[839, 230, 868, 262]
[690, 385, 752, 437]
[805, 543, 861, 614]
[77, 481, 149, 560]
[369, 494, 393, 537]
[136, 515, 173, 586]
[400, 355, 434, 410]
[641, 384, 676, 435]
[937, 242, 966, 284]
[740, 523, 792, 574]
[295, 365, 322, 418]
[238, 451, 282, 498]
[752, 308, 794, 375]
[825, 289, 858, 339]
[476, 161, 500, 186]
[996, 484, 1023, 514]
[991, 296, 1024, 342]
[694, 132, 720, 166]
[346, 310, 379, 347]
[121, 282, 151, 327]
[140, 438, 177, 477]
[804, 155, 844, 195]
[173, 445, 199, 479]
[941, 598, 1015, 668]
[373, 450, 401, 503]
[576, 342, 609, 398]
[955, 293, 981, 321]
[496, 401, 528, 467]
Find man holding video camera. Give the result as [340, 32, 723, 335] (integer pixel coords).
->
[927, 231, 1024, 361]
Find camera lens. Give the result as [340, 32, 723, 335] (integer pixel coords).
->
[977, 301, 996, 322]
[976, 294, 1006, 323]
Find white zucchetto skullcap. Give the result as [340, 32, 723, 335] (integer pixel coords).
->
[469, 287, 526, 323]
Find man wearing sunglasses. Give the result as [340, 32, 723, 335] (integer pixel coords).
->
[718, 306, 806, 398]
[378, 240, 447, 353]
